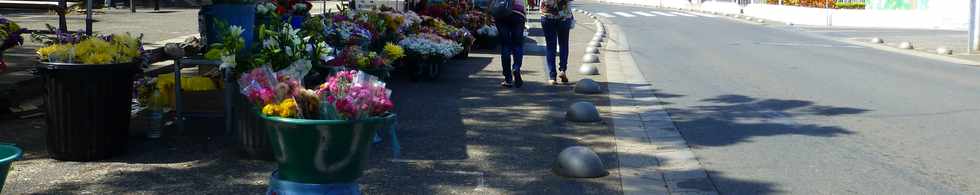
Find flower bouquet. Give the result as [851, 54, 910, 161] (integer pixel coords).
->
[206, 21, 336, 159]
[320, 12, 373, 48]
[419, 16, 473, 59]
[474, 24, 498, 50]
[240, 68, 395, 184]
[398, 33, 461, 80]
[326, 43, 403, 80]
[0, 17, 25, 72]
[256, 0, 312, 28]
[33, 31, 145, 161]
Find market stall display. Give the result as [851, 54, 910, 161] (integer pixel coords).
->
[0, 17, 25, 72]
[35, 32, 144, 161]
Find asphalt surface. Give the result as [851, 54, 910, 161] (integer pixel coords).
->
[578, 2, 980, 194]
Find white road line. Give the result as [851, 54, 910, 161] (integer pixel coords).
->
[596, 12, 616, 18]
[686, 12, 718, 18]
[671, 12, 697, 17]
[613, 12, 637, 17]
[632, 11, 655, 17]
[649, 11, 676, 16]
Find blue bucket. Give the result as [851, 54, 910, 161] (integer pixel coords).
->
[284, 16, 305, 29]
[201, 4, 257, 51]
[0, 144, 23, 192]
[267, 171, 360, 195]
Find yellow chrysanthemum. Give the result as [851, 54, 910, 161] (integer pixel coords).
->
[278, 99, 298, 118]
[80, 53, 113, 64]
[383, 43, 405, 60]
[36, 44, 64, 60]
[75, 38, 111, 58]
[262, 104, 279, 116]
[111, 33, 140, 49]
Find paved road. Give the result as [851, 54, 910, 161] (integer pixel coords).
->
[580, 2, 980, 194]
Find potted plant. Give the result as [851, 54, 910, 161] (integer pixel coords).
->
[207, 19, 336, 159]
[34, 31, 144, 161]
[238, 68, 395, 185]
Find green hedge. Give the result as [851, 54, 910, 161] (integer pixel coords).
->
[834, 2, 865, 9]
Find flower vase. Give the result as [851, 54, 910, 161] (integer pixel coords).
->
[261, 114, 395, 184]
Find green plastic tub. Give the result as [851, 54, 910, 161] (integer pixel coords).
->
[261, 114, 394, 184]
[0, 144, 23, 192]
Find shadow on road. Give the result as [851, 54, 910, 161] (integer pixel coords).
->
[663, 94, 867, 147]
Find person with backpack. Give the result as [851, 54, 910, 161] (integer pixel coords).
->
[540, 0, 573, 85]
[491, 0, 527, 88]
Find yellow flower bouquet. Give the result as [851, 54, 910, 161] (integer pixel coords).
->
[35, 33, 143, 64]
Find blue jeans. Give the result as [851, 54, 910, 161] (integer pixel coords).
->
[542, 17, 571, 80]
[496, 16, 525, 82]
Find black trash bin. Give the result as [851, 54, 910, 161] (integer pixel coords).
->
[40, 62, 138, 161]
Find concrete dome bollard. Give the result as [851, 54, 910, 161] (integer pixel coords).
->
[582, 54, 600, 63]
[899, 42, 914, 49]
[553, 146, 609, 178]
[579, 63, 600, 75]
[574, 79, 603, 94]
[589, 41, 602, 47]
[566, 102, 601, 122]
[936, 47, 953, 55]
[586, 46, 599, 54]
[870, 37, 884, 44]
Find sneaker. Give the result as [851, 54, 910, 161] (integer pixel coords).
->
[558, 71, 569, 84]
[548, 80, 558, 85]
[513, 71, 524, 88]
[501, 81, 513, 88]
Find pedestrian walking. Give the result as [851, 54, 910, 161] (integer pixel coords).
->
[491, 0, 527, 88]
[540, 0, 573, 85]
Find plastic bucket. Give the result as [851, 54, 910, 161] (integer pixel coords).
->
[0, 144, 22, 192]
[233, 82, 273, 160]
[266, 170, 360, 195]
[201, 3, 257, 51]
[261, 114, 394, 184]
[40, 62, 138, 161]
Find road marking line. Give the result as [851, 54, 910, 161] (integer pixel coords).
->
[671, 12, 696, 17]
[596, 12, 616, 18]
[686, 12, 718, 18]
[614, 12, 637, 17]
[632, 11, 655, 17]
[649, 11, 676, 16]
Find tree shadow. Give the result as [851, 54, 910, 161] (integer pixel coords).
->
[359, 52, 623, 194]
[659, 94, 867, 147]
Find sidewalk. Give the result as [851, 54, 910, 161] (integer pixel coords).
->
[0, 9, 626, 194]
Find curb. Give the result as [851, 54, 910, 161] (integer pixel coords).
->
[588, 8, 720, 195]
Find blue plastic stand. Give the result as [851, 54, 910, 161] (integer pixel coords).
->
[267, 171, 360, 195]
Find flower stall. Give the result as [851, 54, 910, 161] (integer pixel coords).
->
[0, 17, 25, 73]
[34, 31, 145, 161]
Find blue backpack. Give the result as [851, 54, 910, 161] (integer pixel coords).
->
[491, 0, 514, 19]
